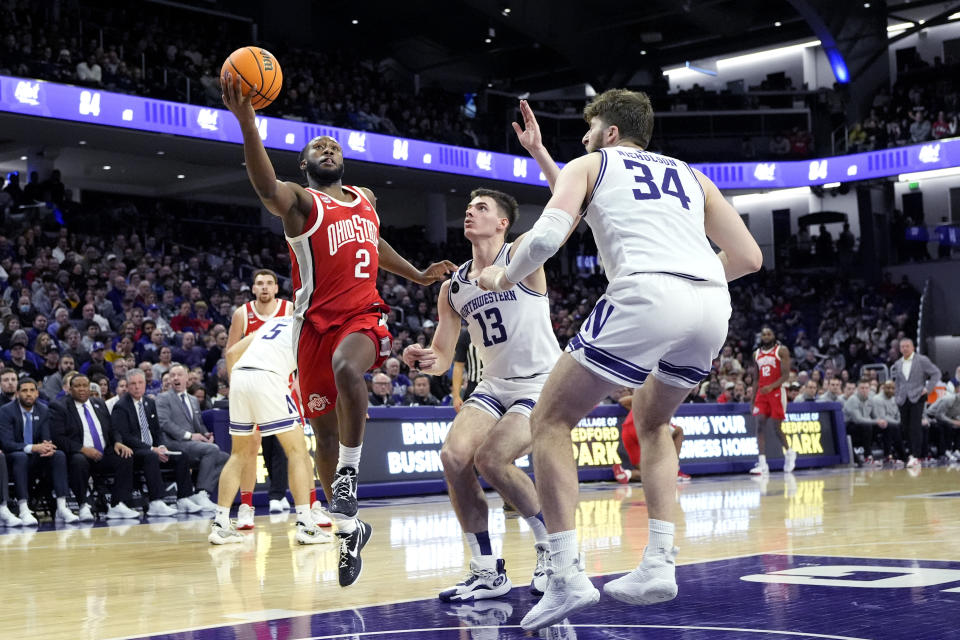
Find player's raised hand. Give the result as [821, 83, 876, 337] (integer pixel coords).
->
[512, 100, 543, 152]
[418, 260, 459, 285]
[477, 265, 511, 292]
[221, 71, 256, 125]
[402, 344, 436, 372]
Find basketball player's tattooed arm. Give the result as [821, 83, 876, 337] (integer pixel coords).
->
[222, 72, 313, 236]
[401, 280, 460, 375]
[759, 347, 792, 395]
[513, 99, 560, 191]
[695, 169, 764, 281]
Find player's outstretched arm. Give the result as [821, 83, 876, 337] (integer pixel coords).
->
[513, 99, 561, 192]
[401, 281, 460, 375]
[695, 169, 763, 281]
[222, 72, 311, 230]
[478, 155, 593, 292]
[378, 236, 457, 286]
[225, 333, 255, 379]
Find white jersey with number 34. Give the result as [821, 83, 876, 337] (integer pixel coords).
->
[234, 316, 297, 378]
[584, 146, 726, 285]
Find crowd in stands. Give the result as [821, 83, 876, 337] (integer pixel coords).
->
[848, 59, 960, 152]
[0, 0, 494, 151]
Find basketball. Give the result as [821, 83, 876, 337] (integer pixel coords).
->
[220, 46, 282, 110]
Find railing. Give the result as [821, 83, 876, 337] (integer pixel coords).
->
[831, 124, 848, 155]
[860, 364, 890, 383]
[917, 277, 932, 354]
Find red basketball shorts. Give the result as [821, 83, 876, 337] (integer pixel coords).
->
[752, 388, 786, 420]
[296, 312, 392, 418]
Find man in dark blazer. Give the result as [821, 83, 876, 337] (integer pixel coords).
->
[890, 337, 941, 467]
[156, 364, 227, 511]
[111, 370, 203, 516]
[49, 373, 140, 521]
[0, 377, 78, 524]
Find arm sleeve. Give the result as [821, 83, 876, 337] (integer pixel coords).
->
[504, 208, 576, 284]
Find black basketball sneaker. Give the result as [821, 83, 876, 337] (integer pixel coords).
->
[337, 519, 372, 586]
[329, 467, 359, 519]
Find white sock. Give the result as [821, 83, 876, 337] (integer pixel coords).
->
[758, 454, 767, 466]
[648, 519, 675, 553]
[295, 504, 311, 524]
[57, 497, 68, 510]
[338, 518, 357, 534]
[337, 444, 362, 472]
[548, 530, 577, 569]
[465, 532, 482, 558]
[524, 514, 549, 545]
[215, 506, 230, 527]
[18, 499, 29, 512]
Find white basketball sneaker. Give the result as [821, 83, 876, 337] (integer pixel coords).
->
[208, 521, 245, 545]
[439, 556, 512, 602]
[520, 553, 599, 631]
[310, 500, 333, 527]
[295, 520, 333, 544]
[530, 543, 550, 596]
[236, 504, 255, 530]
[783, 449, 797, 473]
[749, 461, 769, 475]
[604, 545, 679, 605]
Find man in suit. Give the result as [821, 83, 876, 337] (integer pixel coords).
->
[890, 337, 941, 468]
[49, 373, 140, 521]
[156, 364, 226, 510]
[111, 370, 204, 516]
[0, 378, 79, 524]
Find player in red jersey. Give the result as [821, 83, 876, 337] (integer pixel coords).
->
[610, 391, 688, 484]
[223, 74, 455, 586]
[750, 327, 796, 475]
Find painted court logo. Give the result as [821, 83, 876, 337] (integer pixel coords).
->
[308, 394, 330, 413]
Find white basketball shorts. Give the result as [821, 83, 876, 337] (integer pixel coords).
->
[464, 374, 548, 420]
[566, 273, 731, 389]
[229, 367, 300, 436]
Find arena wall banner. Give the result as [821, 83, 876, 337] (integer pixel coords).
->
[206, 402, 847, 498]
[2, 74, 959, 190]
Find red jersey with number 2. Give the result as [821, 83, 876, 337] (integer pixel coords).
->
[287, 186, 387, 334]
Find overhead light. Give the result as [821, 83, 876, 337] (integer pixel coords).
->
[950, 12, 960, 20]
[774, 21, 782, 27]
[351, 19, 358, 25]
[385, 180, 393, 185]
[450, 188, 457, 193]
[918, 19, 926, 25]
[501, 6, 511, 16]
[78, 140, 87, 145]
[863, 2, 870, 6]
[664, 40, 820, 77]
[157, 150, 165, 155]
[487, 82, 493, 87]
[731, 187, 810, 207]
[19, 155, 27, 160]
[176, 174, 186, 179]
[823, 182, 841, 189]
[102, 165, 111, 170]
[640, 50, 647, 55]
[898, 167, 960, 182]
[484, 37, 492, 43]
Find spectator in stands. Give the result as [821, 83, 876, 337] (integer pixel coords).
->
[769, 132, 790, 156]
[383, 357, 411, 399]
[844, 378, 879, 466]
[151, 346, 174, 381]
[76, 54, 102, 85]
[871, 380, 907, 463]
[0, 378, 78, 524]
[369, 373, 400, 407]
[106, 376, 127, 412]
[41, 353, 74, 402]
[817, 377, 843, 403]
[891, 337, 940, 467]
[5, 333, 38, 379]
[784, 381, 802, 403]
[156, 364, 225, 511]
[174, 331, 205, 369]
[931, 111, 951, 139]
[404, 374, 441, 406]
[49, 373, 140, 521]
[909, 109, 931, 143]
[796, 380, 820, 402]
[79, 341, 113, 380]
[1, 369, 19, 404]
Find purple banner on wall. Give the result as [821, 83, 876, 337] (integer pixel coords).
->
[2, 74, 958, 190]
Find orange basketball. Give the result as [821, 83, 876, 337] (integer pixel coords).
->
[220, 46, 282, 110]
